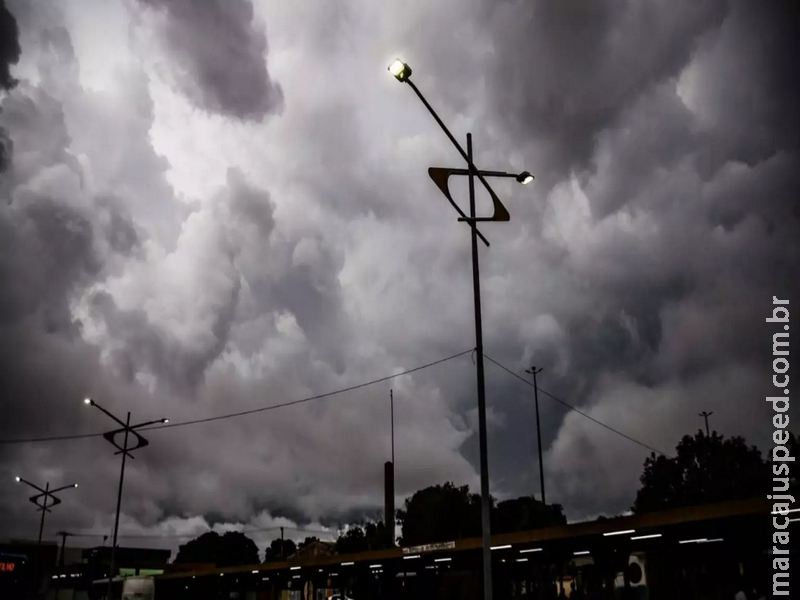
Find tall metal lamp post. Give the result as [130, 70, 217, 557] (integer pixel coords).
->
[83, 398, 168, 599]
[14, 477, 79, 545]
[388, 59, 534, 600]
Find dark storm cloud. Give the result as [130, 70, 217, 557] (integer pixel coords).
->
[135, 0, 283, 120]
[0, 0, 20, 91]
[0, 0, 20, 173]
[452, 0, 800, 515]
[477, 0, 728, 193]
[3, 0, 800, 547]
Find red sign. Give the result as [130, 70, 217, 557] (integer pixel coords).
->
[0, 562, 16, 572]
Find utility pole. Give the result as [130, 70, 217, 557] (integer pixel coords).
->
[524, 366, 546, 506]
[390, 389, 395, 466]
[280, 527, 285, 560]
[699, 411, 713, 437]
[57, 531, 74, 567]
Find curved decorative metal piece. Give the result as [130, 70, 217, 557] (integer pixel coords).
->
[103, 427, 149, 459]
[30, 492, 61, 512]
[428, 168, 510, 222]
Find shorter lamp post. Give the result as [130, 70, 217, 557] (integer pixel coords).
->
[14, 477, 79, 545]
[83, 398, 167, 599]
[14, 476, 78, 596]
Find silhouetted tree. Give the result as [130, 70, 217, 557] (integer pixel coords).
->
[335, 522, 390, 554]
[493, 496, 567, 533]
[298, 536, 319, 550]
[175, 531, 259, 567]
[397, 482, 486, 546]
[263, 538, 296, 562]
[633, 431, 770, 513]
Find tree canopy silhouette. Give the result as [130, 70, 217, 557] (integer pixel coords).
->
[298, 536, 319, 550]
[493, 496, 567, 533]
[633, 430, 771, 513]
[397, 482, 484, 546]
[335, 521, 390, 554]
[263, 538, 296, 562]
[396, 482, 566, 546]
[174, 531, 259, 567]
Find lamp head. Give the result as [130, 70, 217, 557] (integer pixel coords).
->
[83, 398, 93, 406]
[388, 59, 411, 82]
[516, 171, 534, 185]
[162, 418, 170, 424]
[15, 476, 20, 483]
[74, 484, 79, 488]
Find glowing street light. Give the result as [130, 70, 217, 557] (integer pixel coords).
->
[14, 476, 79, 545]
[84, 397, 167, 600]
[388, 57, 534, 600]
[388, 59, 411, 82]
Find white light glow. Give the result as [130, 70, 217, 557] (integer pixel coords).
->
[603, 529, 635, 537]
[630, 534, 662, 540]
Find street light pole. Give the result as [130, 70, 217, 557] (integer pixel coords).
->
[388, 59, 533, 600]
[467, 132, 494, 600]
[14, 477, 79, 545]
[524, 367, 546, 505]
[699, 411, 713, 437]
[83, 398, 167, 600]
[15, 476, 79, 595]
[108, 411, 131, 598]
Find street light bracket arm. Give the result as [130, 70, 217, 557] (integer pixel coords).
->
[90, 402, 129, 429]
[17, 478, 46, 494]
[407, 79, 512, 221]
[49, 483, 80, 495]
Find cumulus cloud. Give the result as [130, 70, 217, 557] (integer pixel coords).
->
[133, 0, 283, 120]
[0, 0, 798, 552]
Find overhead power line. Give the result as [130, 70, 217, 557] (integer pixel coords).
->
[0, 349, 473, 445]
[483, 354, 671, 457]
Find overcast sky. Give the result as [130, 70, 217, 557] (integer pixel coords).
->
[1, 0, 798, 558]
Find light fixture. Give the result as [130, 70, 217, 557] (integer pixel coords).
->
[388, 59, 411, 82]
[433, 558, 451, 563]
[516, 558, 528, 563]
[14, 476, 20, 482]
[370, 564, 382, 569]
[603, 529, 635, 537]
[341, 561, 354, 566]
[289, 566, 301, 571]
[678, 538, 707, 544]
[520, 548, 542, 554]
[162, 419, 170, 424]
[83, 398, 93, 405]
[574, 551, 591, 556]
[630, 533, 661, 540]
[251, 570, 258, 574]
[74, 484, 78, 488]
[490, 545, 511, 551]
[516, 171, 534, 185]
[403, 555, 420, 560]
